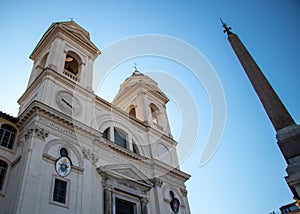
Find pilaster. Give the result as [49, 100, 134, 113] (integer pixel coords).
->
[16, 124, 49, 214]
[141, 197, 149, 214]
[104, 186, 113, 214]
[47, 36, 64, 72]
[151, 178, 164, 213]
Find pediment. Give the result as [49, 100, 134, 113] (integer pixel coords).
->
[60, 22, 91, 45]
[97, 163, 153, 188]
[30, 21, 100, 60]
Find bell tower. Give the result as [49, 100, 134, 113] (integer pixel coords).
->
[28, 21, 100, 90]
[113, 68, 172, 137]
[18, 21, 100, 114]
[222, 20, 300, 205]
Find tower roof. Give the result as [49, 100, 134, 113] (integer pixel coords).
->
[113, 68, 169, 105]
[30, 21, 100, 60]
[132, 65, 144, 76]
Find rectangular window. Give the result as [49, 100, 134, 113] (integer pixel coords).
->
[53, 178, 67, 204]
[0, 161, 8, 192]
[116, 198, 134, 214]
[114, 129, 127, 148]
[112, 192, 140, 214]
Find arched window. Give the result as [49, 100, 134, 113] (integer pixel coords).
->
[39, 53, 49, 69]
[60, 148, 68, 157]
[102, 128, 110, 140]
[114, 128, 127, 149]
[63, 51, 81, 81]
[64, 54, 79, 74]
[129, 106, 136, 118]
[0, 160, 8, 191]
[169, 191, 180, 213]
[150, 104, 159, 125]
[132, 142, 139, 155]
[170, 191, 174, 199]
[102, 127, 139, 151]
[0, 124, 17, 149]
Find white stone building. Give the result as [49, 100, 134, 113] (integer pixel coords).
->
[0, 21, 191, 214]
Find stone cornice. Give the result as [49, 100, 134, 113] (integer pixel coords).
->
[94, 95, 150, 132]
[17, 100, 187, 182]
[17, 101, 100, 141]
[18, 67, 87, 106]
[99, 138, 190, 181]
[97, 163, 153, 191]
[151, 159, 191, 182]
[19, 68, 176, 146]
[95, 96, 176, 145]
[100, 138, 148, 162]
[88, 137, 189, 182]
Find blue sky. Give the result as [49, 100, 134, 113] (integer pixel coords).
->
[0, 1, 300, 213]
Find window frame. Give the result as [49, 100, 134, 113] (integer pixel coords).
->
[49, 174, 70, 208]
[150, 103, 160, 125]
[0, 123, 17, 150]
[112, 191, 140, 214]
[114, 128, 128, 149]
[0, 159, 9, 196]
[63, 51, 82, 82]
[103, 127, 110, 141]
[101, 126, 142, 155]
[132, 142, 139, 155]
[128, 105, 136, 118]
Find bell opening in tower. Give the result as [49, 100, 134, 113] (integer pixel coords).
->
[63, 51, 81, 81]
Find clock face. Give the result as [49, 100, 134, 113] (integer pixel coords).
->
[55, 156, 72, 177]
[56, 91, 81, 116]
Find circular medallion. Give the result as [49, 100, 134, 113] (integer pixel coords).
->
[170, 198, 180, 213]
[55, 156, 72, 177]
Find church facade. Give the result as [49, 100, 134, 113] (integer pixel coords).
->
[0, 21, 190, 214]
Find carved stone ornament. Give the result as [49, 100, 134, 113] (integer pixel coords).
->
[141, 197, 149, 204]
[24, 127, 49, 141]
[82, 147, 99, 165]
[141, 197, 149, 214]
[152, 178, 163, 188]
[180, 187, 188, 197]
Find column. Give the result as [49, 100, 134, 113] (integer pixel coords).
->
[141, 198, 149, 214]
[128, 135, 133, 151]
[86, 56, 94, 92]
[109, 125, 114, 142]
[104, 187, 113, 214]
[151, 178, 163, 214]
